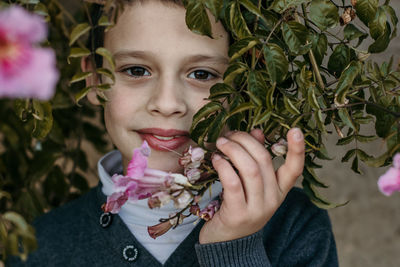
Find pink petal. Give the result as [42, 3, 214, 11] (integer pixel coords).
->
[104, 192, 129, 213]
[0, 6, 47, 44]
[0, 47, 58, 100]
[190, 147, 204, 162]
[126, 141, 150, 178]
[392, 153, 400, 169]
[377, 167, 400, 196]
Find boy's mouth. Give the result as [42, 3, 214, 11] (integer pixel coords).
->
[137, 128, 190, 151]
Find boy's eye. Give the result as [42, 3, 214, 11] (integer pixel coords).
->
[123, 66, 151, 77]
[188, 70, 216, 81]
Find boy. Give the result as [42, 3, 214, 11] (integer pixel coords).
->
[8, 0, 338, 266]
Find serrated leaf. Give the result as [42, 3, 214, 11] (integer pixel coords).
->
[355, 134, 377, 143]
[282, 21, 312, 56]
[311, 32, 327, 66]
[335, 61, 360, 104]
[355, 0, 379, 27]
[68, 47, 91, 64]
[284, 96, 300, 115]
[369, 6, 387, 40]
[32, 102, 53, 139]
[270, 0, 311, 14]
[95, 47, 115, 71]
[351, 155, 362, 174]
[184, 0, 212, 37]
[263, 43, 288, 85]
[343, 24, 368, 45]
[309, 0, 339, 31]
[368, 23, 391, 53]
[209, 83, 235, 100]
[223, 62, 248, 84]
[336, 134, 355, 145]
[229, 37, 260, 61]
[70, 71, 93, 84]
[342, 148, 356, 162]
[328, 44, 351, 77]
[69, 23, 91, 46]
[207, 110, 227, 142]
[230, 1, 251, 39]
[191, 102, 223, 132]
[228, 102, 255, 117]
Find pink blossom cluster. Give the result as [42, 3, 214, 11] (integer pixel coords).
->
[0, 6, 58, 100]
[103, 141, 222, 239]
[377, 153, 400, 196]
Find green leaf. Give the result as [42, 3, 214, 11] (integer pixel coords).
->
[32, 101, 53, 139]
[96, 68, 115, 83]
[68, 47, 91, 64]
[381, 5, 398, 39]
[309, 0, 339, 31]
[302, 180, 341, 209]
[70, 71, 93, 84]
[247, 70, 268, 104]
[355, 134, 377, 143]
[184, 0, 212, 37]
[230, 1, 251, 39]
[351, 155, 362, 174]
[75, 87, 92, 105]
[190, 116, 215, 145]
[335, 61, 360, 105]
[228, 102, 255, 117]
[355, 0, 379, 27]
[209, 83, 235, 100]
[98, 15, 113, 27]
[191, 102, 223, 132]
[356, 149, 373, 162]
[69, 23, 91, 46]
[263, 43, 288, 85]
[369, 6, 388, 40]
[342, 148, 356, 162]
[223, 62, 248, 84]
[207, 110, 227, 142]
[336, 134, 355, 145]
[282, 21, 312, 56]
[311, 33, 328, 66]
[283, 96, 300, 115]
[343, 24, 368, 44]
[95, 47, 115, 71]
[338, 108, 356, 130]
[307, 86, 320, 109]
[203, 0, 223, 20]
[270, 0, 311, 14]
[368, 23, 391, 53]
[303, 167, 328, 188]
[3, 212, 29, 232]
[253, 110, 272, 126]
[229, 37, 260, 61]
[328, 44, 351, 77]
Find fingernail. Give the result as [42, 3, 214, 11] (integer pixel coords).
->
[212, 153, 222, 161]
[292, 128, 303, 141]
[217, 137, 228, 146]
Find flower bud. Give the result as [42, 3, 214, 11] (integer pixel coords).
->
[198, 200, 221, 221]
[186, 168, 201, 183]
[174, 190, 192, 209]
[271, 139, 288, 156]
[189, 204, 200, 215]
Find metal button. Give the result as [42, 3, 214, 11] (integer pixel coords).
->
[122, 245, 139, 262]
[99, 212, 112, 228]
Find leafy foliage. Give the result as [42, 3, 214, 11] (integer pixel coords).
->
[1, 0, 400, 262]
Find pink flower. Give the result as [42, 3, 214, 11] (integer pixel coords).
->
[103, 191, 129, 213]
[378, 153, 400, 196]
[147, 213, 184, 239]
[198, 200, 221, 221]
[271, 138, 288, 156]
[0, 6, 58, 100]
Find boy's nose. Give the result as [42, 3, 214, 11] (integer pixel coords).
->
[146, 77, 188, 117]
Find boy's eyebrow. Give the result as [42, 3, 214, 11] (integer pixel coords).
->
[113, 50, 229, 65]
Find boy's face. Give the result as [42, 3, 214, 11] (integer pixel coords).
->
[90, 1, 229, 173]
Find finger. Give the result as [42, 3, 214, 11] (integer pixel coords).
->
[216, 135, 266, 205]
[250, 128, 264, 144]
[225, 132, 277, 197]
[211, 153, 246, 210]
[276, 128, 305, 193]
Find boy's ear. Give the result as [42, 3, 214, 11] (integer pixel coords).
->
[81, 56, 101, 105]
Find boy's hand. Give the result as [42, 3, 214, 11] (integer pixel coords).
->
[199, 128, 305, 244]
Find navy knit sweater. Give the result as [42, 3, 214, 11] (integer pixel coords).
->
[7, 185, 338, 266]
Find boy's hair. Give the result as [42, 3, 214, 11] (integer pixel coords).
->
[90, 0, 184, 68]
